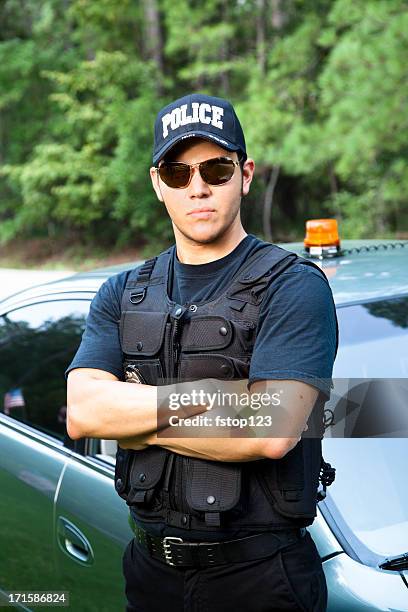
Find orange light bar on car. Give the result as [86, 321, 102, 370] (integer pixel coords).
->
[304, 219, 341, 258]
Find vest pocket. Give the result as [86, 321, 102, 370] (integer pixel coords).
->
[120, 311, 168, 356]
[115, 446, 133, 498]
[256, 440, 320, 519]
[180, 316, 233, 351]
[277, 441, 305, 499]
[186, 459, 242, 526]
[255, 443, 305, 505]
[178, 354, 250, 381]
[115, 446, 169, 512]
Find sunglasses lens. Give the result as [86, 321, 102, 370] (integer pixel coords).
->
[159, 163, 190, 188]
[201, 158, 236, 185]
[158, 157, 237, 188]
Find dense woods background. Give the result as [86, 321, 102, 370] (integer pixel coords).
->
[1, 0, 407, 258]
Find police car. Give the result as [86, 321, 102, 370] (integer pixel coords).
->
[0, 220, 407, 611]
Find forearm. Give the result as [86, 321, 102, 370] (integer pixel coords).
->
[152, 435, 270, 461]
[118, 376, 315, 459]
[67, 369, 209, 440]
[67, 374, 159, 440]
[119, 431, 299, 461]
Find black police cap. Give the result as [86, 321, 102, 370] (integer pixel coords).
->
[153, 93, 247, 165]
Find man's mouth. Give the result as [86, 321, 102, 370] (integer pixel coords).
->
[188, 208, 216, 217]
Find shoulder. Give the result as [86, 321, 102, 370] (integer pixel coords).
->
[100, 267, 137, 300]
[245, 239, 328, 283]
[281, 260, 329, 282]
[262, 258, 335, 316]
[273, 256, 330, 290]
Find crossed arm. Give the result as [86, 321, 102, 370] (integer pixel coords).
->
[67, 368, 318, 462]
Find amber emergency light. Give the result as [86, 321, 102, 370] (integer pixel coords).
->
[304, 219, 341, 259]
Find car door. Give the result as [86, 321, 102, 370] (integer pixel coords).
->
[54, 436, 132, 612]
[0, 297, 132, 612]
[0, 299, 88, 604]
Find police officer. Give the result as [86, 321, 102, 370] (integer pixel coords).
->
[66, 93, 337, 612]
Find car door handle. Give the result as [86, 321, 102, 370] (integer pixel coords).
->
[57, 517, 94, 565]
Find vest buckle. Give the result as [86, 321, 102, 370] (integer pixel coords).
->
[130, 288, 146, 304]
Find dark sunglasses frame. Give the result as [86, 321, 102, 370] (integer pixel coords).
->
[155, 156, 241, 189]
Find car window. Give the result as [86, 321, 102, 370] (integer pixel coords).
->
[94, 439, 118, 465]
[334, 296, 408, 377]
[0, 300, 89, 440]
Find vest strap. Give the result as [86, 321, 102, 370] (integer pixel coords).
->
[227, 248, 298, 306]
[121, 248, 173, 312]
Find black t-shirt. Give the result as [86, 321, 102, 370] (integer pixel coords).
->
[66, 234, 337, 539]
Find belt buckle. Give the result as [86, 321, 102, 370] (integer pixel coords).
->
[163, 536, 183, 566]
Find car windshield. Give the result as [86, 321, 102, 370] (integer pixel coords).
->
[323, 438, 408, 558]
[334, 296, 408, 378]
[324, 296, 408, 558]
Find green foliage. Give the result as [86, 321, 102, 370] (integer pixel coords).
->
[317, 0, 408, 236]
[0, 0, 407, 249]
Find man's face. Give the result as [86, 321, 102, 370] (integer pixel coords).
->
[150, 139, 254, 245]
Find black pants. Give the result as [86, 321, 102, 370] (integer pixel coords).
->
[122, 530, 328, 612]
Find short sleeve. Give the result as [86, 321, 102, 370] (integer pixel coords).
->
[248, 264, 337, 396]
[65, 269, 132, 380]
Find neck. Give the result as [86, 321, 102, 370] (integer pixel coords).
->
[174, 223, 248, 265]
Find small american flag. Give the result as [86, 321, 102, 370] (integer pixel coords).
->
[4, 388, 25, 415]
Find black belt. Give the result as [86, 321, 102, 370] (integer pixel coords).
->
[131, 522, 307, 568]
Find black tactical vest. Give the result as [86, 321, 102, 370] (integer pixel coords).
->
[114, 241, 337, 532]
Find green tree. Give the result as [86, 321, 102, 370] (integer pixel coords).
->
[318, 0, 408, 237]
[0, 0, 407, 252]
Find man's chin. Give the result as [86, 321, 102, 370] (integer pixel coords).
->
[179, 224, 226, 245]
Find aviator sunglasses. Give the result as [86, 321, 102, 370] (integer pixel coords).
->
[155, 156, 241, 189]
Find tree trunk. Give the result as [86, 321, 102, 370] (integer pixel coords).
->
[260, 0, 286, 242]
[219, 40, 229, 93]
[263, 165, 280, 242]
[270, 0, 286, 30]
[0, 113, 3, 165]
[61, 0, 74, 55]
[218, 0, 230, 93]
[328, 163, 338, 196]
[256, 0, 266, 75]
[143, 0, 164, 96]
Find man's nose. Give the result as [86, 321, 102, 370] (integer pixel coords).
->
[188, 167, 211, 197]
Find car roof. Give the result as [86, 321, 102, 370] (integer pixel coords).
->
[1, 239, 407, 312]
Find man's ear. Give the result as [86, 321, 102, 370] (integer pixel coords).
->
[241, 158, 255, 197]
[150, 167, 164, 202]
